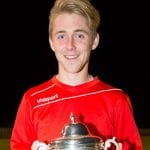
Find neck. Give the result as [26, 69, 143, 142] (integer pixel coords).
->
[56, 73, 93, 86]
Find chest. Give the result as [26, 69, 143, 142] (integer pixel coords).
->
[31, 96, 115, 142]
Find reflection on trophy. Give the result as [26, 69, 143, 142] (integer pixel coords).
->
[48, 113, 121, 150]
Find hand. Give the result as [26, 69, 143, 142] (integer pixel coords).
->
[31, 140, 49, 150]
[118, 143, 122, 150]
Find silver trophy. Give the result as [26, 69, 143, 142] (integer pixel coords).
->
[48, 113, 121, 150]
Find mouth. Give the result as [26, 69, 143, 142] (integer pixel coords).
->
[64, 55, 78, 60]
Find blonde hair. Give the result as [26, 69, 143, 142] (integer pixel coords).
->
[49, 0, 101, 40]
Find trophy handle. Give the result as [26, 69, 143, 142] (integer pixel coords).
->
[104, 137, 121, 150]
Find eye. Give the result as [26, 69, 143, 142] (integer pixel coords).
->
[75, 33, 85, 39]
[78, 34, 84, 38]
[57, 34, 65, 40]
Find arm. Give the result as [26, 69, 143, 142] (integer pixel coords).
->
[113, 93, 143, 150]
[10, 94, 36, 150]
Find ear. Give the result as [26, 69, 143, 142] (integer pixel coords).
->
[92, 33, 100, 50]
[49, 37, 55, 51]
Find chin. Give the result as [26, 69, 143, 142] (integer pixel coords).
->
[64, 67, 82, 74]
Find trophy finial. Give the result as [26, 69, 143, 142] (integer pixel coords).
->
[70, 113, 75, 124]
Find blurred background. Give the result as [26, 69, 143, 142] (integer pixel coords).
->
[0, 0, 149, 148]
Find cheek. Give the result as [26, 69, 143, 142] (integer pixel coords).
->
[77, 39, 91, 49]
[53, 42, 65, 52]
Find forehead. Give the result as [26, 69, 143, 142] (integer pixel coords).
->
[52, 13, 90, 32]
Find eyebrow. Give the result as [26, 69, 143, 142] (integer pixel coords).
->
[74, 29, 89, 35]
[54, 29, 89, 35]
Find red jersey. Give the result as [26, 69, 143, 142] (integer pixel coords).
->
[10, 76, 142, 150]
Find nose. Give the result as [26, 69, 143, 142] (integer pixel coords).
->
[66, 36, 75, 50]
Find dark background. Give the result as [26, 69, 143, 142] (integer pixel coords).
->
[1, 0, 149, 129]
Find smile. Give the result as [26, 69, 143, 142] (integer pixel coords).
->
[64, 55, 78, 60]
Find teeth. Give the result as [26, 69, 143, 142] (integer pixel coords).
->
[65, 55, 77, 59]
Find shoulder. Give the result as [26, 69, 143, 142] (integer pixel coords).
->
[97, 78, 132, 108]
[23, 77, 55, 99]
[96, 77, 128, 96]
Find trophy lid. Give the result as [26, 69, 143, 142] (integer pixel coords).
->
[61, 113, 89, 137]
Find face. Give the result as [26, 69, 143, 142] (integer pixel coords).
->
[49, 13, 99, 75]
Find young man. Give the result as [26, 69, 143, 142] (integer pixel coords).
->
[11, 0, 143, 149]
